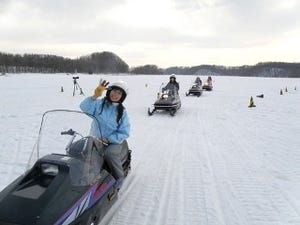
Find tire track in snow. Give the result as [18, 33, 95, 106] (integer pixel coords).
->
[149, 107, 206, 225]
[137, 109, 191, 225]
[101, 102, 210, 225]
[224, 101, 300, 224]
[195, 88, 272, 225]
[178, 106, 209, 225]
[99, 115, 167, 225]
[198, 91, 300, 225]
[195, 99, 241, 225]
[99, 110, 189, 225]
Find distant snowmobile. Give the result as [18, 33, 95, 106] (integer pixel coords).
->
[202, 76, 213, 91]
[148, 84, 181, 116]
[0, 109, 131, 225]
[186, 77, 203, 97]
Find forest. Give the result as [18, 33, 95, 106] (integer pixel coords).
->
[1, 51, 300, 77]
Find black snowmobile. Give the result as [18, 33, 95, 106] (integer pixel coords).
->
[0, 109, 131, 225]
[148, 84, 181, 116]
[185, 82, 203, 97]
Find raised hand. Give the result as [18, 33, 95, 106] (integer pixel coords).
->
[93, 79, 110, 99]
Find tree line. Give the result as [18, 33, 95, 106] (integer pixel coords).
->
[1, 51, 299, 77]
[0, 52, 129, 74]
[164, 62, 300, 78]
[130, 62, 300, 77]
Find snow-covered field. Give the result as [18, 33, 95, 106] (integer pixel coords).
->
[1, 73, 300, 225]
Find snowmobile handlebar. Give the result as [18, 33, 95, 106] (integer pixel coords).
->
[61, 129, 75, 136]
[61, 129, 85, 153]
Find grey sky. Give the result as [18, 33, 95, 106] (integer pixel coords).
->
[1, 0, 300, 67]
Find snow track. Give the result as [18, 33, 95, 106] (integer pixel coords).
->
[1, 74, 300, 225]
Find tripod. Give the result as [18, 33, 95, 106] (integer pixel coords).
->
[72, 77, 84, 96]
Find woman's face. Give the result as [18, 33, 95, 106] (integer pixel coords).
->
[109, 88, 123, 102]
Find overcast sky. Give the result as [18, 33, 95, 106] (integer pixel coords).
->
[1, 0, 300, 68]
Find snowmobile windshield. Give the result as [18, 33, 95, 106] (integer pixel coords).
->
[67, 137, 103, 186]
[163, 88, 178, 97]
[27, 109, 103, 170]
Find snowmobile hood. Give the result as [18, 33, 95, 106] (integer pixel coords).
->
[0, 110, 130, 225]
[0, 151, 114, 225]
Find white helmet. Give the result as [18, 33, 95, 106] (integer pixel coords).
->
[106, 80, 129, 103]
[109, 80, 129, 95]
[170, 74, 176, 79]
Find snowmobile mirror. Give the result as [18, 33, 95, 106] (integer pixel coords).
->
[41, 163, 59, 176]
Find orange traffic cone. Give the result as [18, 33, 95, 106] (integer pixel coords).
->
[285, 87, 288, 92]
[280, 89, 283, 95]
[248, 96, 256, 108]
[61, 86, 64, 92]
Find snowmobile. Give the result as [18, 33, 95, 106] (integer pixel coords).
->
[148, 84, 181, 116]
[202, 76, 213, 91]
[0, 109, 131, 225]
[185, 82, 203, 97]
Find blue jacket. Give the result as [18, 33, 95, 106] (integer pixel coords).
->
[80, 97, 130, 144]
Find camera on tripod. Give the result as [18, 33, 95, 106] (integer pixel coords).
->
[73, 76, 79, 84]
[72, 76, 84, 96]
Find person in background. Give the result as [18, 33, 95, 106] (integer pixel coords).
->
[207, 76, 212, 85]
[195, 76, 202, 86]
[80, 79, 130, 190]
[162, 74, 180, 94]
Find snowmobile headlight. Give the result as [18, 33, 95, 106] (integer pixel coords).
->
[161, 94, 168, 99]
